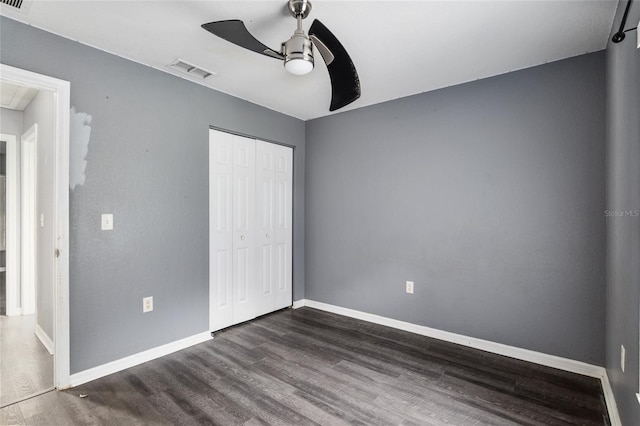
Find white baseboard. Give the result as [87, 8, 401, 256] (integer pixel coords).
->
[69, 331, 212, 387]
[295, 299, 620, 424]
[292, 299, 306, 309]
[35, 324, 54, 355]
[5, 307, 22, 317]
[601, 371, 622, 426]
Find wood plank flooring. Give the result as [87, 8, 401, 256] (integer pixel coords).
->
[1, 307, 610, 425]
[0, 314, 54, 408]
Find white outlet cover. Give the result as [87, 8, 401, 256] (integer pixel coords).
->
[637, 19, 640, 49]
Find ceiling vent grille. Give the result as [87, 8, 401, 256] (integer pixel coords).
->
[1, 0, 23, 8]
[1, 0, 32, 13]
[168, 59, 216, 80]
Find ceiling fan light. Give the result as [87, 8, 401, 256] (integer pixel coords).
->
[285, 57, 314, 75]
[283, 30, 314, 76]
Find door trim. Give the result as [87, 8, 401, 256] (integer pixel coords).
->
[0, 63, 71, 389]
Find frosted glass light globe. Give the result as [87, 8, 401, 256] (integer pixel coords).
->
[285, 58, 313, 75]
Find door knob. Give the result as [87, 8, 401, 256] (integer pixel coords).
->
[266, 233, 270, 238]
[240, 235, 245, 240]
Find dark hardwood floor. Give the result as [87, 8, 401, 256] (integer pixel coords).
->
[0, 307, 610, 425]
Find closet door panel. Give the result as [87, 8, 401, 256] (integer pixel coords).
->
[274, 144, 293, 309]
[255, 141, 276, 317]
[209, 131, 234, 331]
[232, 135, 256, 325]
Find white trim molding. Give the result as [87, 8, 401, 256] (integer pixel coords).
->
[292, 299, 306, 309]
[294, 299, 621, 425]
[601, 371, 622, 426]
[69, 332, 212, 387]
[35, 324, 55, 355]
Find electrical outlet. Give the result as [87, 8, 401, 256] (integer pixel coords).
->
[621, 345, 626, 372]
[143, 296, 153, 313]
[406, 281, 414, 294]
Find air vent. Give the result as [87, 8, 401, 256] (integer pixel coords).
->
[1, 0, 22, 8]
[0, 0, 32, 12]
[168, 59, 216, 80]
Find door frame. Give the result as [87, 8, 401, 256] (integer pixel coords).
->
[0, 63, 71, 389]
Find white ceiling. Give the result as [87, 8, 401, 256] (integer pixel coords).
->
[0, 1, 618, 120]
[0, 81, 38, 110]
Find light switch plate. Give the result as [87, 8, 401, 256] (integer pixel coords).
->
[406, 281, 414, 294]
[637, 20, 640, 49]
[143, 296, 153, 313]
[101, 213, 114, 230]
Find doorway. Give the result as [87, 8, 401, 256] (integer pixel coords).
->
[0, 64, 71, 406]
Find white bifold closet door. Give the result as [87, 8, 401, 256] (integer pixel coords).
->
[209, 129, 293, 332]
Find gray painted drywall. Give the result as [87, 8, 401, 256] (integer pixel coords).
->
[0, 16, 305, 373]
[0, 108, 24, 137]
[606, 1, 640, 424]
[306, 52, 606, 365]
[24, 90, 56, 340]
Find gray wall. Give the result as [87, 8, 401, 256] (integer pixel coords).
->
[606, 1, 640, 424]
[0, 16, 305, 373]
[0, 107, 24, 137]
[24, 90, 56, 340]
[306, 52, 606, 365]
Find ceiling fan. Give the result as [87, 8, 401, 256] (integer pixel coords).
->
[202, 0, 360, 112]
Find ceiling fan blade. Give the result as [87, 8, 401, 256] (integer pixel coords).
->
[308, 19, 361, 112]
[202, 20, 284, 60]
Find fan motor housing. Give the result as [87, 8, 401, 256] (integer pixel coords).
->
[283, 30, 314, 69]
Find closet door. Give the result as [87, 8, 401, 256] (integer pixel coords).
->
[256, 141, 293, 316]
[230, 136, 256, 325]
[272, 143, 293, 310]
[255, 141, 276, 317]
[209, 131, 234, 331]
[209, 131, 256, 331]
[210, 130, 292, 332]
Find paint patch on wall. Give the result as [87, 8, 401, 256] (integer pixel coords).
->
[70, 106, 91, 189]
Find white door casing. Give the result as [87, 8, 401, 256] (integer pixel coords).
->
[209, 129, 292, 332]
[0, 63, 71, 390]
